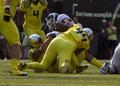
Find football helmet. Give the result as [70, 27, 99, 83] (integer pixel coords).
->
[28, 34, 43, 48]
[56, 14, 75, 27]
[46, 13, 59, 31]
[83, 28, 94, 40]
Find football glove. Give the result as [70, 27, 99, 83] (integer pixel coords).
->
[3, 6, 11, 22]
[39, 0, 48, 6]
[100, 62, 110, 74]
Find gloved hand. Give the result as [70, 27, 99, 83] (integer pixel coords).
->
[3, 6, 11, 22]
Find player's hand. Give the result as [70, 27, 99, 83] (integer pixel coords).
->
[3, 6, 11, 22]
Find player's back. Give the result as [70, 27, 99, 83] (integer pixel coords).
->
[63, 24, 90, 50]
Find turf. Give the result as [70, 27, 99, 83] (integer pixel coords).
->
[0, 60, 120, 86]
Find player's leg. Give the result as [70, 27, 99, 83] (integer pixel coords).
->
[58, 51, 72, 73]
[99, 46, 120, 74]
[0, 19, 27, 76]
[57, 39, 76, 73]
[110, 44, 120, 74]
[19, 40, 57, 72]
[21, 35, 29, 59]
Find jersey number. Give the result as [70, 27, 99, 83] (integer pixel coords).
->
[76, 28, 87, 41]
[33, 10, 39, 18]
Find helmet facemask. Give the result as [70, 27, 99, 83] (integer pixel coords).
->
[46, 18, 56, 31]
[46, 13, 59, 31]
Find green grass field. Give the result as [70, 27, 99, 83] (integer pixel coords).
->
[0, 60, 120, 86]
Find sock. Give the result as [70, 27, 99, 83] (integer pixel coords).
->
[89, 58, 102, 69]
[11, 58, 20, 71]
[26, 62, 43, 70]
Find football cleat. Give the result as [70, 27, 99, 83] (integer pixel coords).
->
[11, 70, 28, 76]
[100, 62, 110, 74]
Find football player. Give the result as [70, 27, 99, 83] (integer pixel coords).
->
[100, 42, 120, 74]
[32, 13, 88, 73]
[19, 0, 48, 42]
[18, 14, 102, 74]
[27, 34, 43, 62]
[28, 13, 81, 73]
[0, 0, 27, 76]
[18, 0, 48, 60]
[31, 12, 60, 59]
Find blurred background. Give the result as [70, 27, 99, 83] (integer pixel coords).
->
[48, 0, 120, 59]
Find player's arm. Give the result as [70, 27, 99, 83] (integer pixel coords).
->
[38, 33, 55, 52]
[32, 33, 56, 58]
[85, 51, 102, 69]
[3, 0, 11, 22]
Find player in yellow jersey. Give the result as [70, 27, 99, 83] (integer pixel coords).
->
[18, 0, 48, 61]
[29, 13, 82, 73]
[19, 0, 48, 42]
[18, 14, 102, 74]
[0, 0, 27, 76]
[30, 13, 60, 62]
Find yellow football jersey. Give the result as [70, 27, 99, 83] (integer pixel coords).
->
[0, 0, 20, 16]
[64, 24, 90, 50]
[20, 0, 47, 26]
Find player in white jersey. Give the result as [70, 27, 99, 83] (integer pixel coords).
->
[100, 42, 120, 74]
